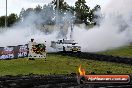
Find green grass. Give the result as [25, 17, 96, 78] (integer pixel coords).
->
[97, 46, 132, 58]
[0, 54, 132, 76]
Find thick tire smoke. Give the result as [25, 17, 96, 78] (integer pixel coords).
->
[0, 0, 132, 52]
[72, 0, 132, 52]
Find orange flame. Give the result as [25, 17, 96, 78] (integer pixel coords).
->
[78, 65, 85, 76]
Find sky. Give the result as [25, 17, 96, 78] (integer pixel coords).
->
[0, 0, 110, 16]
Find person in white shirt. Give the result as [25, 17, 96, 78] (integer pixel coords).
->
[28, 39, 36, 60]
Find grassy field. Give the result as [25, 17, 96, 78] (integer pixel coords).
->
[0, 54, 132, 76]
[97, 46, 132, 58]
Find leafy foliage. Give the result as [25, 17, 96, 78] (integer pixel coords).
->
[75, 0, 91, 25]
[50, 0, 70, 11]
[0, 16, 5, 27]
[0, 0, 102, 27]
[7, 14, 18, 27]
[0, 13, 18, 27]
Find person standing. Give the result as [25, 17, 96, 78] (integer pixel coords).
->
[28, 39, 36, 60]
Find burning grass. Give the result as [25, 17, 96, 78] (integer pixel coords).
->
[0, 54, 131, 76]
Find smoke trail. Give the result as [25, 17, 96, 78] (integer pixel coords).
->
[0, 26, 59, 52]
[72, 0, 132, 52]
[0, 5, 74, 52]
[1, 0, 132, 52]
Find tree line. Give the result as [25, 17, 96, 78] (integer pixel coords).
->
[0, 14, 18, 27]
[0, 0, 101, 27]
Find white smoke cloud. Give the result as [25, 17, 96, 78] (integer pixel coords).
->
[0, 26, 58, 52]
[72, 0, 132, 52]
[0, 6, 74, 52]
[103, 0, 132, 15]
[0, 0, 132, 53]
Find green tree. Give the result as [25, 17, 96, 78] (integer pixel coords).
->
[7, 13, 18, 27]
[40, 4, 55, 25]
[51, 0, 70, 12]
[19, 8, 25, 21]
[34, 5, 42, 13]
[19, 8, 34, 22]
[0, 16, 5, 27]
[75, 0, 91, 25]
[0, 13, 18, 27]
[92, 5, 101, 25]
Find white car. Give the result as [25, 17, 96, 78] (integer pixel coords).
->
[51, 39, 81, 52]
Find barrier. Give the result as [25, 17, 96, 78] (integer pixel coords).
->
[0, 43, 47, 60]
[0, 44, 28, 60]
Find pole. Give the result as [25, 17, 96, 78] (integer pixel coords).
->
[70, 24, 73, 39]
[57, 0, 59, 12]
[56, 0, 59, 25]
[5, 0, 7, 28]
